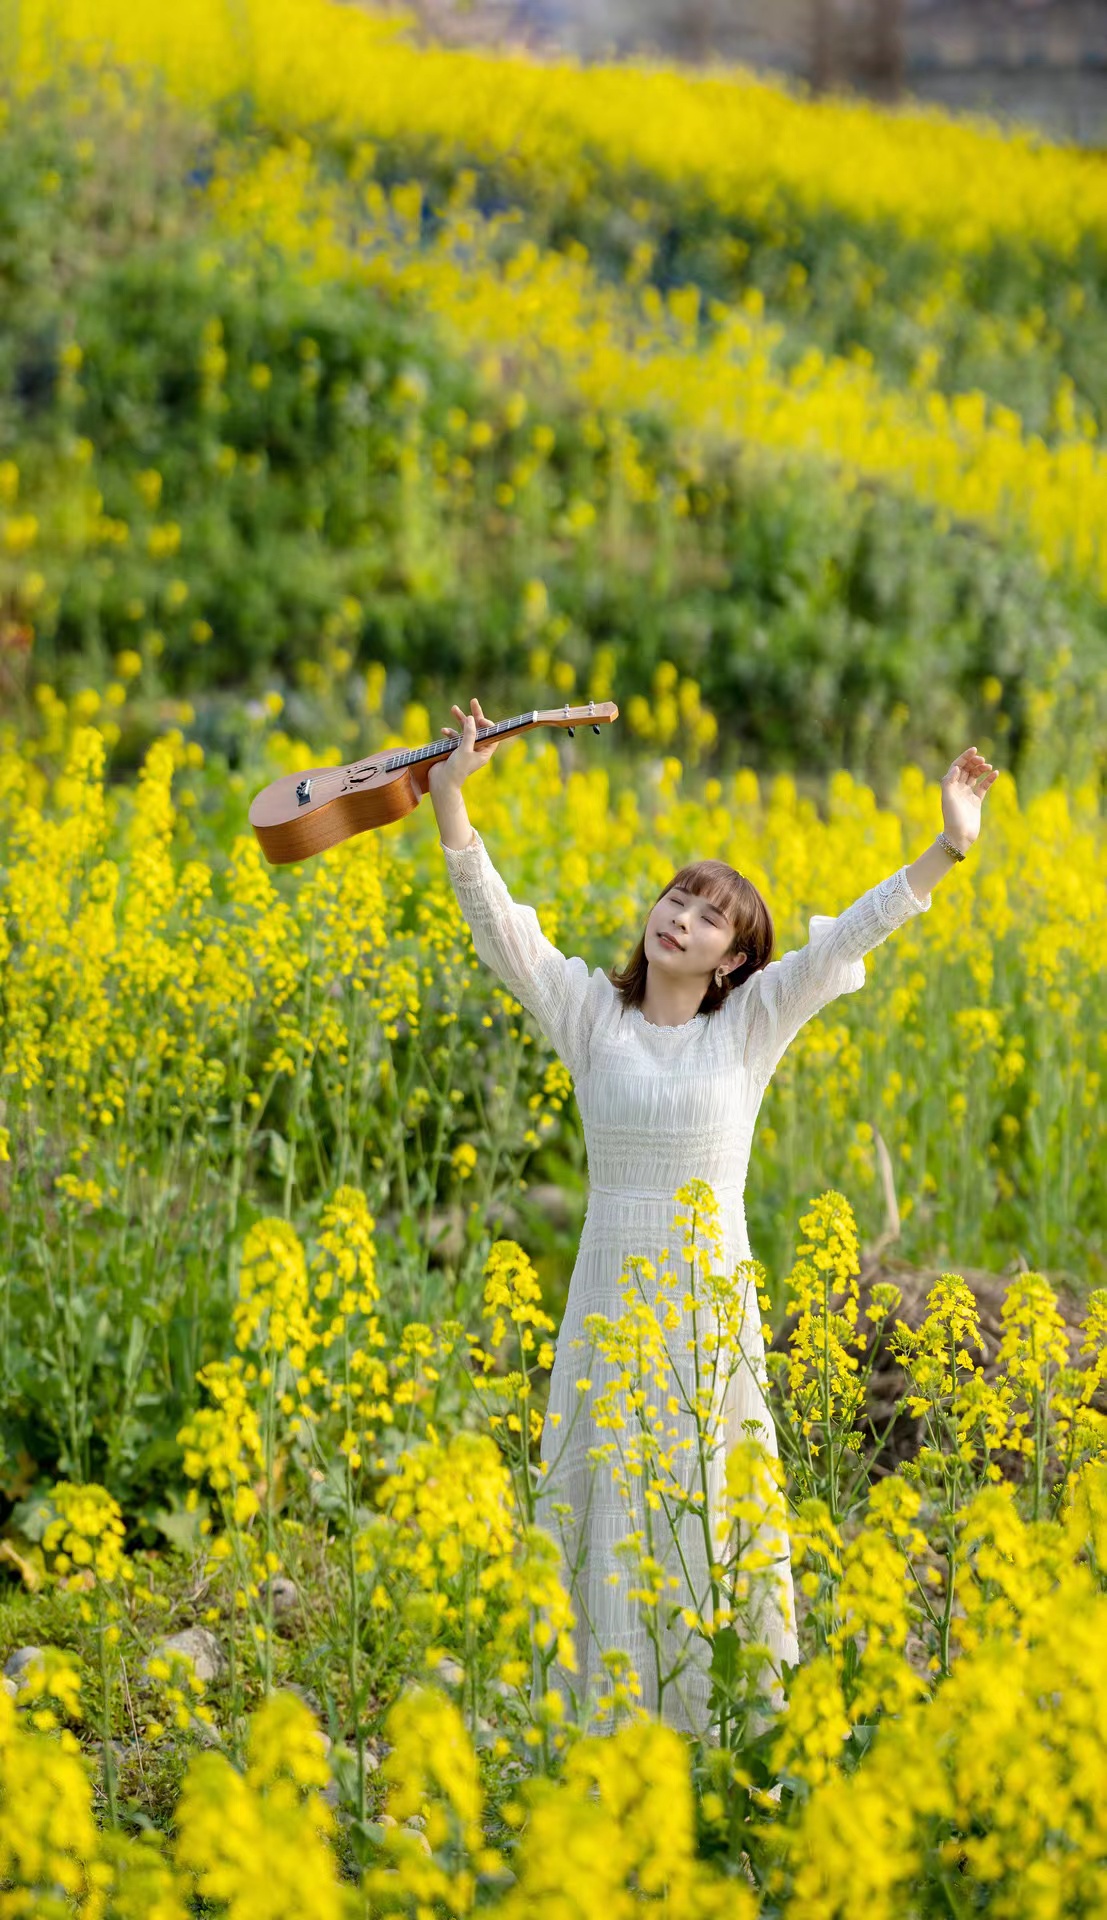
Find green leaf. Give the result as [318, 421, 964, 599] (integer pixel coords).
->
[150, 1491, 206, 1554]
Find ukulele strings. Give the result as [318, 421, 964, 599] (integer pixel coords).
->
[331, 713, 533, 794]
[310, 706, 599, 803]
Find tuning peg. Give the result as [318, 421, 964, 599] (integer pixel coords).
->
[592, 724, 600, 734]
[567, 726, 575, 737]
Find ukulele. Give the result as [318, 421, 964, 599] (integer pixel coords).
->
[248, 700, 619, 866]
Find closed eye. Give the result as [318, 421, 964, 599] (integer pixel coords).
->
[671, 890, 726, 928]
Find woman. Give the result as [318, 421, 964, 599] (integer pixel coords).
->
[428, 697, 998, 1739]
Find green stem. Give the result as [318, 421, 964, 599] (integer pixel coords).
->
[97, 1588, 119, 1828]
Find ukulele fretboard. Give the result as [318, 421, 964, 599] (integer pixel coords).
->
[384, 713, 534, 771]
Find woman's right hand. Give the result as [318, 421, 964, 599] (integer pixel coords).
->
[428, 697, 501, 798]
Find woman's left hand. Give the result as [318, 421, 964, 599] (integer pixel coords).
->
[942, 747, 999, 850]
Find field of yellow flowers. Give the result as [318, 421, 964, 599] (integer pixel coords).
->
[2, 677, 1107, 1910]
[3, 4, 1107, 1912]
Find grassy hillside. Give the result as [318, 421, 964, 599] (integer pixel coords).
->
[0, 11, 1106, 794]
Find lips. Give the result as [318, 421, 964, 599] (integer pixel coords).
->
[658, 933, 684, 950]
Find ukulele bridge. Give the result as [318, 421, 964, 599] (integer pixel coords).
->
[296, 777, 313, 807]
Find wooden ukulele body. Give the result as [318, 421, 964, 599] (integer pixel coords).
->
[249, 758, 430, 865]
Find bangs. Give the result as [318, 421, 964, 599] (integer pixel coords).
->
[667, 861, 747, 927]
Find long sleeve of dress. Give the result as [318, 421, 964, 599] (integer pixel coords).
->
[734, 865, 932, 1080]
[440, 828, 601, 1082]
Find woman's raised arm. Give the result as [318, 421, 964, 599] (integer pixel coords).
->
[733, 746, 998, 1079]
[428, 700, 601, 1082]
[736, 866, 932, 1078]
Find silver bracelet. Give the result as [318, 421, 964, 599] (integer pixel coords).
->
[937, 830, 967, 862]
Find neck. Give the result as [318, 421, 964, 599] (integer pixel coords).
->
[639, 967, 711, 1028]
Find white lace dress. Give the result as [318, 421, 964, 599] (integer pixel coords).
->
[441, 828, 932, 1739]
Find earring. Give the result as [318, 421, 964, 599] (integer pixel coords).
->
[714, 966, 724, 988]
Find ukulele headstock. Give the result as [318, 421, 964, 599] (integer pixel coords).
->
[538, 700, 619, 738]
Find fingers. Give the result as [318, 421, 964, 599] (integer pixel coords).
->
[951, 748, 998, 783]
[946, 746, 1000, 801]
[450, 700, 496, 745]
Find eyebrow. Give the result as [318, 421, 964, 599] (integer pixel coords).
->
[671, 888, 727, 924]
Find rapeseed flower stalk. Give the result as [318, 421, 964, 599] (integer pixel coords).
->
[996, 1269, 1079, 1519]
[8, 1646, 84, 1738]
[469, 1238, 557, 1522]
[294, 1183, 390, 1819]
[785, 1498, 846, 1662]
[96, 1829, 190, 1920]
[887, 1272, 1000, 1674]
[39, 1481, 131, 1825]
[41, 1480, 130, 1586]
[712, 1440, 797, 1740]
[1060, 1454, 1107, 1575]
[771, 1471, 1107, 1915]
[178, 1355, 276, 1731]
[142, 1649, 215, 1743]
[954, 1478, 1076, 1653]
[769, 1651, 851, 1793]
[0, 1683, 100, 1918]
[767, 1192, 899, 1523]
[179, 1359, 265, 1509]
[174, 1691, 351, 1919]
[454, 1234, 598, 1755]
[567, 1180, 795, 1746]
[368, 1685, 491, 1891]
[359, 1429, 575, 1754]
[828, 1475, 929, 1721]
[498, 1714, 757, 1918]
[230, 1217, 322, 1689]
[234, 1216, 315, 1362]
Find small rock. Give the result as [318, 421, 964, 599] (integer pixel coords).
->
[147, 1628, 225, 1684]
[3, 1647, 44, 1683]
[259, 1576, 300, 1620]
[2, 1676, 17, 1701]
[432, 1656, 464, 1688]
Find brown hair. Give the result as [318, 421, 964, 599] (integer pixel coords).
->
[608, 858, 775, 1019]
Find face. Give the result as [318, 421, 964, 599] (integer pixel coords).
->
[645, 884, 747, 984]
